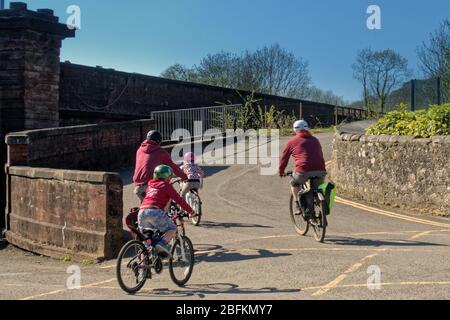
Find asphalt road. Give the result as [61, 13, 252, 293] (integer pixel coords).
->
[1, 132, 450, 300]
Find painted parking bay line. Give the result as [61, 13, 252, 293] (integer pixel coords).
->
[311, 250, 385, 297]
[20, 278, 115, 300]
[302, 280, 450, 292]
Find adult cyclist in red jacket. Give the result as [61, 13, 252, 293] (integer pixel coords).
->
[133, 130, 188, 201]
[279, 120, 327, 215]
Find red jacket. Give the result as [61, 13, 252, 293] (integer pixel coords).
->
[279, 131, 326, 174]
[141, 179, 193, 214]
[133, 140, 188, 185]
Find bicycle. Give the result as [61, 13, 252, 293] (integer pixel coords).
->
[116, 208, 195, 294]
[172, 178, 203, 226]
[286, 171, 329, 243]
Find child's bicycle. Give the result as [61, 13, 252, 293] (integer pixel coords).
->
[287, 171, 333, 243]
[172, 178, 203, 226]
[116, 208, 195, 294]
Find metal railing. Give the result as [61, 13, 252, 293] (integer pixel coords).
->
[151, 104, 243, 142]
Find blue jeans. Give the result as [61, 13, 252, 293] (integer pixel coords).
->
[138, 208, 177, 234]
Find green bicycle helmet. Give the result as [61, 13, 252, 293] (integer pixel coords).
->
[153, 165, 173, 180]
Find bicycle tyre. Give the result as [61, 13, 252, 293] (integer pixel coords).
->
[116, 240, 149, 294]
[289, 194, 309, 236]
[190, 194, 202, 226]
[312, 200, 328, 243]
[169, 235, 195, 286]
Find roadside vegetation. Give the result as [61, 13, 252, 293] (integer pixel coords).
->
[366, 103, 450, 138]
[215, 92, 335, 136]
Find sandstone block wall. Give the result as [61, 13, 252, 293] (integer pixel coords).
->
[6, 167, 122, 260]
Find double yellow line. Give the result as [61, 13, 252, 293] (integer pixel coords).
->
[336, 196, 450, 229]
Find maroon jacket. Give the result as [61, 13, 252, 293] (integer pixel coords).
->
[133, 140, 188, 186]
[279, 131, 326, 175]
[141, 179, 193, 214]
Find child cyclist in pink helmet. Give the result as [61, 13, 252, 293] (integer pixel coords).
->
[180, 152, 204, 199]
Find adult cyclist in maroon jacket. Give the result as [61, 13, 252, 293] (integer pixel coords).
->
[279, 120, 327, 215]
[133, 130, 188, 201]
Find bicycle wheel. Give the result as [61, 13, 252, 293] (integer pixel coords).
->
[289, 194, 309, 236]
[311, 199, 328, 243]
[116, 240, 149, 294]
[169, 235, 195, 286]
[190, 193, 202, 226]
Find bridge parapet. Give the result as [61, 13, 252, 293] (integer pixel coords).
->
[4, 119, 155, 261]
[5, 167, 122, 261]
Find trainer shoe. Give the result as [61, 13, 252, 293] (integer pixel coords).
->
[155, 242, 172, 259]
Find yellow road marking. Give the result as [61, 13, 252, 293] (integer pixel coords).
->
[64, 280, 450, 293]
[0, 273, 32, 277]
[99, 245, 433, 270]
[311, 251, 384, 297]
[302, 281, 450, 292]
[309, 223, 446, 298]
[336, 196, 450, 229]
[351, 229, 450, 236]
[20, 278, 115, 300]
[409, 231, 433, 240]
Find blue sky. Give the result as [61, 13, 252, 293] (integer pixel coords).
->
[15, 0, 450, 102]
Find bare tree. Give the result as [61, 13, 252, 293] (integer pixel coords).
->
[353, 48, 411, 113]
[306, 86, 346, 106]
[160, 44, 311, 98]
[352, 48, 373, 111]
[161, 64, 197, 82]
[252, 44, 311, 98]
[196, 52, 241, 88]
[417, 19, 450, 96]
[369, 50, 412, 113]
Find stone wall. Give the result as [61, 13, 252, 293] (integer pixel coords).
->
[331, 133, 450, 216]
[6, 119, 155, 171]
[6, 167, 122, 261]
[5, 119, 155, 260]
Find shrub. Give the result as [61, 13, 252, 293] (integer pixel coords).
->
[366, 103, 450, 138]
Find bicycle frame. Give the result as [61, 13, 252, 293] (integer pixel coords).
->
[169, 203, 189, 262]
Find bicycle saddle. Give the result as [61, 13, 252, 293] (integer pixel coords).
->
[141, 228, 162, 240]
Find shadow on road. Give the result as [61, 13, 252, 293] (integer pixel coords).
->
[199, 221, 273, 229]
[135, 282, 300, 298]
[326, 236, 447, 247]
[194, 244, 291, 264]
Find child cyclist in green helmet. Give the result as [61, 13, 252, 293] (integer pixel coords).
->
[138, 165, 194, 257]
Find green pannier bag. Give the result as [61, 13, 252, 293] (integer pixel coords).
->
[318, 182, 336, 214]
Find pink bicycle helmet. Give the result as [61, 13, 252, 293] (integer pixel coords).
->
[183, 152, 196, 163]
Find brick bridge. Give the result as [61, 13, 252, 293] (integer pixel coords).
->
[0, 2, 365, 255]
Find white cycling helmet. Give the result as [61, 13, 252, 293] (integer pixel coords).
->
[293, 120, 309, 132]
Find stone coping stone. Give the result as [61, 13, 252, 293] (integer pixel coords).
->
[7, 166, 120, 184]
[336, 133, 449, 144]
[5, 119, 154, 144]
